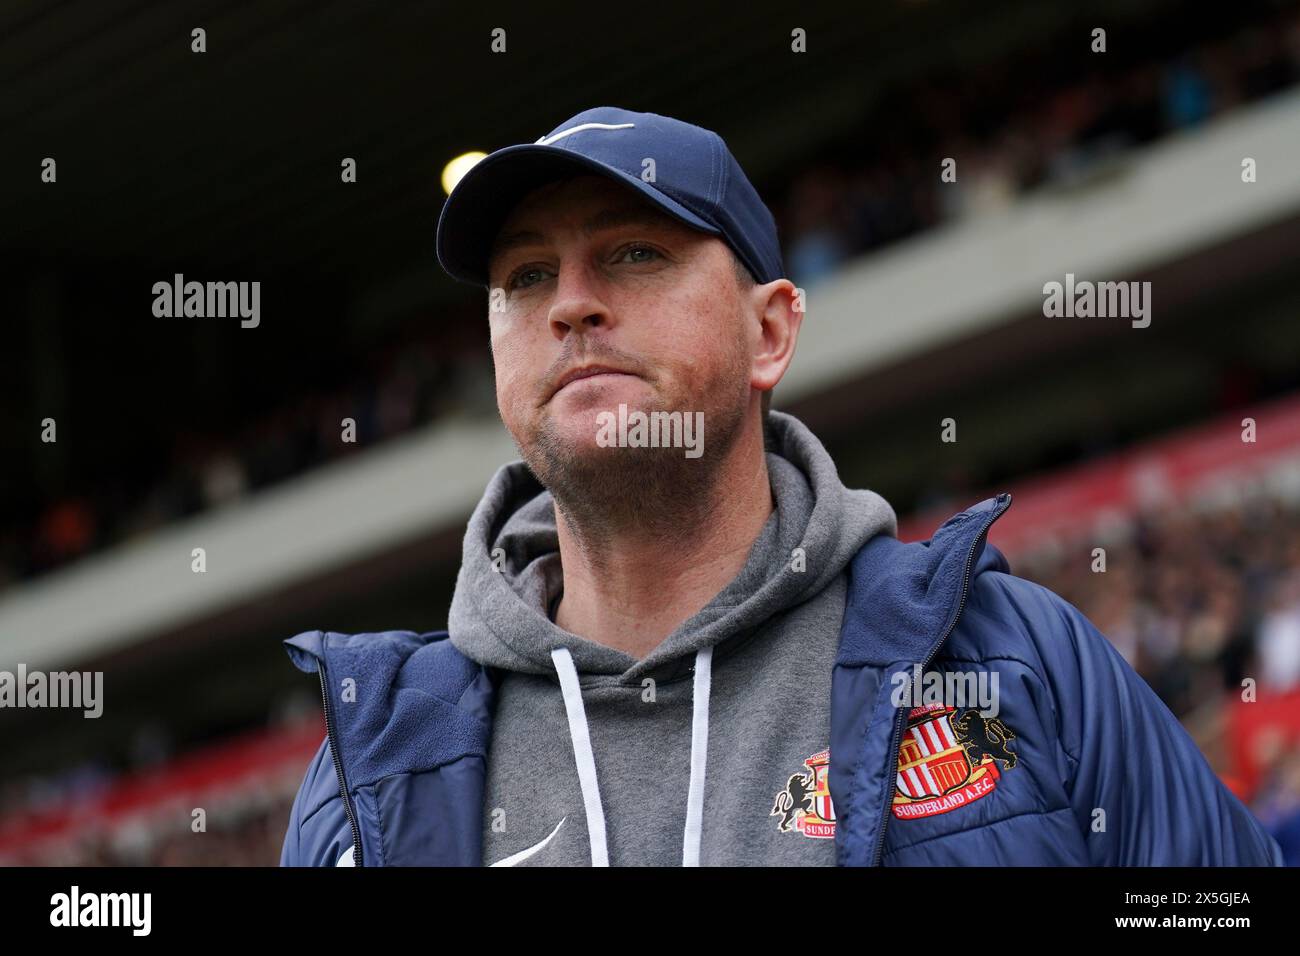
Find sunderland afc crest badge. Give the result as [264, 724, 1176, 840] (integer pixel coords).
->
[892, 704, 1018, 819]
[771, 748, 836, 838]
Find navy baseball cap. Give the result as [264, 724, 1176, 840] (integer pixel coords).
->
[435, 106, 785, 289]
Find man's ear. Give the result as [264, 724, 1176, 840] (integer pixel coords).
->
[750, 279, 803, 395]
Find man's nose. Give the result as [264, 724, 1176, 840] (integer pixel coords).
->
[547, 260, 612, 340]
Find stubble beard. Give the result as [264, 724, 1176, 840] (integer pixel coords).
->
[518, 346, 752, 549]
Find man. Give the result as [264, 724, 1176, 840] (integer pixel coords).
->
[279, 107, 1282, 867]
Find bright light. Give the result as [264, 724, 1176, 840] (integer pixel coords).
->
[441, 152, 488, 195]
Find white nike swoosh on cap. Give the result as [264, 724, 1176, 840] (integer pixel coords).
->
[488, 817, 567, 867]
[535, 123, 634, 146]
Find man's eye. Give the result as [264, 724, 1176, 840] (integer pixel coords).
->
[507, 265, 547, 290]
[504, 246, 658, 290]
[619, 244, 660, 264]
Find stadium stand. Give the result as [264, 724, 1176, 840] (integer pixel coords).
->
[4, 0, 1299, 867]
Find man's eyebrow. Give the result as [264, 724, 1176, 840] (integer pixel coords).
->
[489, 206, 675, 265]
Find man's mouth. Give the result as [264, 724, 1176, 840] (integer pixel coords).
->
[550, 364, 638, 399]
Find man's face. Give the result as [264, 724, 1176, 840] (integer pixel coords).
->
[485, 174, 756, 506]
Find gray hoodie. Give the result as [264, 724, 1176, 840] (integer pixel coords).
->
[447, 410, 897, 865]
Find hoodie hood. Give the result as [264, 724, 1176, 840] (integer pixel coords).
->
[447, 409, 899, 683]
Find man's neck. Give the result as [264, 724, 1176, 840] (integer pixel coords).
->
[551, 431, 774, 659]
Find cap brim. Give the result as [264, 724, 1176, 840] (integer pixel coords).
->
[435, 143, 721, 288]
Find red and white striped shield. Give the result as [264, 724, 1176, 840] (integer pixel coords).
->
[895, 706, 972, 799]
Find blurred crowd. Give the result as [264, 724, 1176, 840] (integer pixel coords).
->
[6, 6, 1300, 591]
[2, 783, 300, 867]
[1018, 485, 1300, 865]
[0, 329, 497, 589]
[781, 6, 1300, 287]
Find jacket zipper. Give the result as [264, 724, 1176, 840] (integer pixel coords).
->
[318, 663, 365, 866]
[872, 492, 1012, 865]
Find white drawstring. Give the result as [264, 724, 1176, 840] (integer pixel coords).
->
[550, 645, 714, 867]
[551, 647, 609, 866]
[682, 645, 712, 867]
